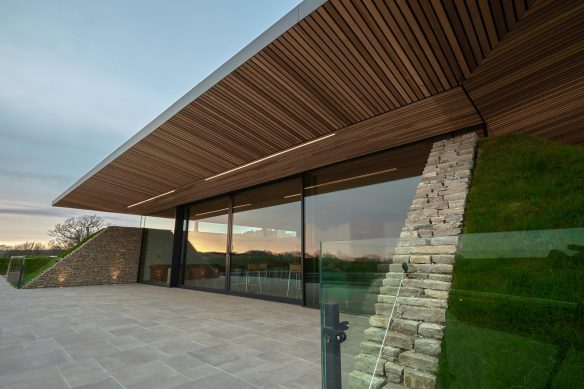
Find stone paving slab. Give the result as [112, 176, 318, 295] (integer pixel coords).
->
[0, 278, 320, 388]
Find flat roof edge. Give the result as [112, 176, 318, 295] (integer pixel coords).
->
[52, 0, 328, 207]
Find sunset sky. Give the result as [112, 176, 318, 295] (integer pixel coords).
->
[0, 0, 301, 245]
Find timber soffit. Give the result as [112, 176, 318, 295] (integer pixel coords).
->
[53, 0, 535, 214]
[52, 0, 328, 206]
[463, 0, 584, 144]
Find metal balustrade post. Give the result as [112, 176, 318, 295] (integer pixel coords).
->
[323, 302, 349, 389]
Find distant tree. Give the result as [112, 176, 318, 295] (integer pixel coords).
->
[48, 215, 108, 248]
[47, 240, 66, 251]
[4, 242, 47, 256]
[13, 241, 45, 251]
[0, 244, 10, 255]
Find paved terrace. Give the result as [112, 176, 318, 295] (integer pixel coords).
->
[0, 279, 320, 389]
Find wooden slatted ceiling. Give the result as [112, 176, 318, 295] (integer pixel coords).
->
[464, 0, 584, 144]
[62, 88, 481, 214]
[54, 0, 531, 214]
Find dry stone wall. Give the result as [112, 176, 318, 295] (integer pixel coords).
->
[24, 227, 143, 288]
[350, 133, 479, 389]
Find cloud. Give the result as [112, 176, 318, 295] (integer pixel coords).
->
[0, 200, 139, 245]
[0, 0, 301, 245]
[0, 200, 134, 220]
[0, 168, 73, 184]
[0, 206, 65, 217]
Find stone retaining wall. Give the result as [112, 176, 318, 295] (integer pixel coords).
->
[350, 132, 479, 389]
[24, 226, 143, 288]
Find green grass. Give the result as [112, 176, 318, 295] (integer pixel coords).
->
[439, 312, 558, 389]
[1, 233, 100, 286]
[452, 247, 584, 304]
[19, 257, 58, 286]
[0, 256, 58, 287]
[552, 347, 584, 388]
[58, 230, 101, 258]
[437, 135, 584, 389]
[463, 134, 584, 232]
[0, 257, 8, 275]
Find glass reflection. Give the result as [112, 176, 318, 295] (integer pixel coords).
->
[304, 143, 430, 307]
[230, 179, 302, 300]
[182, 197, 228, 289]
[138, 209, 176, 286]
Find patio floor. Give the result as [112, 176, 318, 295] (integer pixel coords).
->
[0, 279, 321, 389]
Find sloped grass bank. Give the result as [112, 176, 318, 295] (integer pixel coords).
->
[438, 135, 584, 388]
[463, 134, 584, 232]
[58, 230, 101, 258]
[0, 256, 58, 287]
[20, 256, 59, 286]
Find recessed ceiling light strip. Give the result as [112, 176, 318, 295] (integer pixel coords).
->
[127, 133, 336, 209]
[283, 193, 301, 199]
[205, 133, 336, 181]
[127, 190, 176, 208]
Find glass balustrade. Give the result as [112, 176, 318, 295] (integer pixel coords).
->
[319, 227, 584, 389]
[320, 239, 398, 389]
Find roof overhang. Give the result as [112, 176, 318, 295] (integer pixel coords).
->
[53, 0, 328, 208]
[53, 0, 584, 215]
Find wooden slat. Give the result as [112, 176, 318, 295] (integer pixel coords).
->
[477, 0, 500, 49]
[283, 29, 373, 118]
[357, 0, 434, 96]
[515, 0, 527, 19]
[408, 0, 462, 84]
[323, 2, 411, 105]
[394, 0, 452, 90]
[502, 0, 517, 29]
[490, 0, 508, 39]
[452, 0, 484, 64]
[431, 0, 472, 78]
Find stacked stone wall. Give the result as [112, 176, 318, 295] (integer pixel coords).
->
[24, 227, 143, 288]
[351, 133, 479, 389]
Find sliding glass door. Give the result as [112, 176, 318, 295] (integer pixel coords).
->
[182, 196, 229, 290]
[166, 141, 431, 310]
[230, 179, 302, 301]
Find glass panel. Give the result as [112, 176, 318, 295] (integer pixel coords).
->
[320, 239, 400, 388]
[182, 196, 229, 289]
[305, 143, 429, 308]
[438, 228, 584, 388]
[319, 229, 584, 388]
[139, 209, 176, 286]
[231, 179, 302, 300]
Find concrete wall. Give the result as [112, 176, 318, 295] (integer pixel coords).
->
[24, 227, 143, 288]
[350, 133, 479, 389]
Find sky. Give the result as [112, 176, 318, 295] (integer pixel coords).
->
[0, 0, 302, 245]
